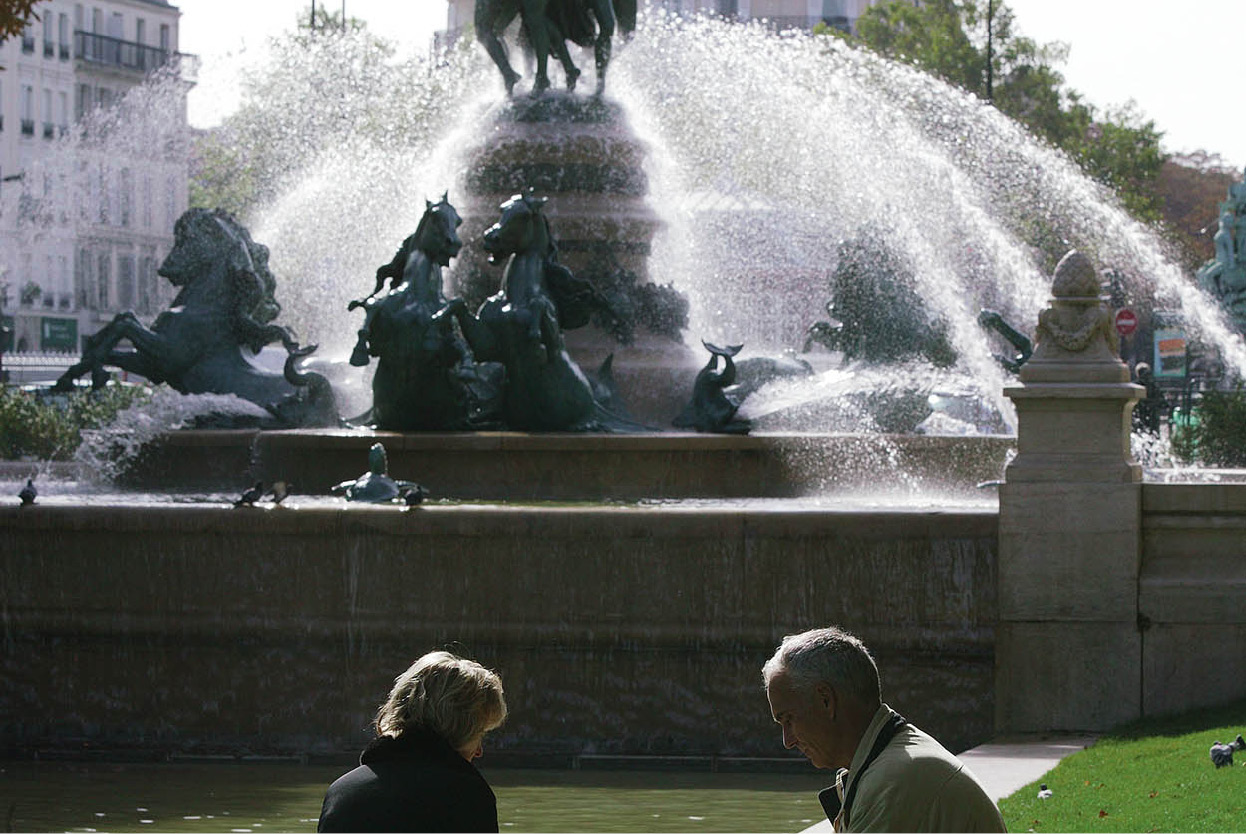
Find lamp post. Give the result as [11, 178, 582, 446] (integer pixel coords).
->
[985, 0, 994, 101]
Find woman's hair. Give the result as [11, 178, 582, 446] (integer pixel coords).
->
[374, 651, 507, 749]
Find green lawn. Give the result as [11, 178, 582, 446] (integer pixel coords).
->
[999, 699, 1246, 832]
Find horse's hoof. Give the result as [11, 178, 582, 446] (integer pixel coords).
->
[530, 77, 551, 98]
[349, 344, 370, 367]
[566, 68, 581, 92]
[504, 70, 522, 97]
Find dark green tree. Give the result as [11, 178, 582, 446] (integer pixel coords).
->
[841, 0, 1165, 222]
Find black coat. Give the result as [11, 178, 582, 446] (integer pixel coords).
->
[318, 728, 499, 833]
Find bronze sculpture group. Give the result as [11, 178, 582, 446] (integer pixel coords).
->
[349, 191, 621, 432]
[477, 0, 637, 96]
[48, 13, 760, 437]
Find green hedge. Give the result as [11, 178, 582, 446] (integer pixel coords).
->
[1171, 382, 1246, 467]
[0, 383, 150, 461]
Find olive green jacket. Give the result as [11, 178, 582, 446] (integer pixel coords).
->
[821, 704, 1007, 832]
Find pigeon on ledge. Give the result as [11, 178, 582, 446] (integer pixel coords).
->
[268, 481, 292, 505]
[18, 479, 36, 506]
[234, 480, 264, 508]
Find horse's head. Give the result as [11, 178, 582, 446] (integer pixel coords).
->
[160, 208, 258, 287]
[482, 191, 551, 264]
[414, 193, 463, 268]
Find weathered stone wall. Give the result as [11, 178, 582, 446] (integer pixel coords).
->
[1140, 483, 1246, 717]
[0, 504, 998, 759]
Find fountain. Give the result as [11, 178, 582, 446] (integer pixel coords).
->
[4, 11, 1246, 766]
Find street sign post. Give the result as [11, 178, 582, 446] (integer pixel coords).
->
[1114, 308, 1138, 337]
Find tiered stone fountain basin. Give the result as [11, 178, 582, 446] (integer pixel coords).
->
[1, 429, 1010, 762]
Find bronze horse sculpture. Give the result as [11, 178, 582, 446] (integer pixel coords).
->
[348, 195, 503, 431]
[477, 0, 637, 96]
[440, 191, 619, 431]
[52, 208, 337, 428]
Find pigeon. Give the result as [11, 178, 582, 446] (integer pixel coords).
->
[1210, 734, 1245, 768]
[234, 480, 265, 508]
[1037, 784, 1053, 799]
[268, 481, 293, 505]
[18, 479, 36, 506]
[400, 484, 428, 507]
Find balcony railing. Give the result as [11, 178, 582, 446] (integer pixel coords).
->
[21, 35, 35, 53]
[44, 41, 54, 57]
[74, 31, 192, 77]
[753, 14, 853, 32]
[20, 119, 34, 137]
[59, 44, 71, 60]
[42, 122, 54, 139]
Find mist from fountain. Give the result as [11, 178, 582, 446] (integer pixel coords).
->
[200, 12, 1242, 444]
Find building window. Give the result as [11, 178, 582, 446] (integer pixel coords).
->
[59, 13, 71, 59]
[21, 86, 35, 136]
[42, 89, 54, 139]
[76, 248, 95, 310]
[43, 15, 54, 57]
[59, 256, 71, 310]
[120, 168, 132, 227]
[118, 254, 135, 310]
[22, 23, 35, 53]
[159, 23, 170, 53]
[58, 92, 69, 136]
[165, 176, 176, 231]
[142, 175, 152, 228]
[138, 256, 155, 314]
[75, 84, 91, 122]
[98, 165, 109, 225]
[97, 253, 111, 310]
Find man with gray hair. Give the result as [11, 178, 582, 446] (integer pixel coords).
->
[763, 627, 1005, 832]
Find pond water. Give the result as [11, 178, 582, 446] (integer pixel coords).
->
[1, 761, 831, 833]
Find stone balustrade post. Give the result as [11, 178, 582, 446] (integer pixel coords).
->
[997, 251, 1145, 733]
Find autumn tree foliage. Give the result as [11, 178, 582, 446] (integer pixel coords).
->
[0, 0, 41, 42]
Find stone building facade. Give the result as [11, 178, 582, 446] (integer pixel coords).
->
[0, 0, 191, 355]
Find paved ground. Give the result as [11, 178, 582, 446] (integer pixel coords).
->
[802, 734, 1096, 831]
[959, 734, 1098, 802]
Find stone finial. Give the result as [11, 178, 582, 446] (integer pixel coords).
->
[1050, 250, 1102, 299]
[1020, 250, 1129, 383]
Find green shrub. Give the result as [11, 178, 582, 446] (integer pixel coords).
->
[1175, 383, 1246, 467]
[0, 383, 151, 460]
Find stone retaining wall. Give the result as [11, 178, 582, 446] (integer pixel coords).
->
[0, 503, 998, 758]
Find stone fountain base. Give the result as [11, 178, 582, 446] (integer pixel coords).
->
[1, 499, 998, 761]
[107, 429, 1016, 499]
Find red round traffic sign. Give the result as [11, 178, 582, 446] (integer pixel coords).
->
[1114, 308, 1138, 336]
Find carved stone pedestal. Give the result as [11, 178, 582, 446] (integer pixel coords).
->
[996, 251, 1145, 732]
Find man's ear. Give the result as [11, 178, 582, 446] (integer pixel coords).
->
[814, 682, 837, 719]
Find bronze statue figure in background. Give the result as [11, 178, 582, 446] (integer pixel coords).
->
[476, 0, 554, 97]
[478, 0, 637, 96]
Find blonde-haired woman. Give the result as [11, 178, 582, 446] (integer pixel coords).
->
[318, 651, 508, 832]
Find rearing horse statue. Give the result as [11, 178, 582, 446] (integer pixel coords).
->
[52, 208, 338, 428]
[440, 191, 611, 430]
[347, 195, 503, 431]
